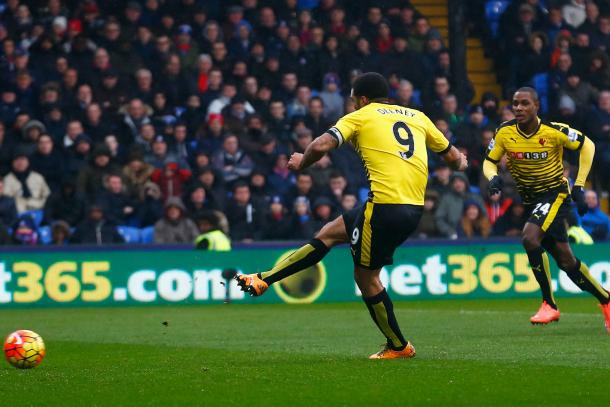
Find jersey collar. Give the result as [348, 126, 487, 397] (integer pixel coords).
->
[515, 117, 542, 139]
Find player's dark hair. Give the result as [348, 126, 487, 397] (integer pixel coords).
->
[515, 87, 539, 102]
[352, 72, 389, 100]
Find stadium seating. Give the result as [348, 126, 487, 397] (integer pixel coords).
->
[38, 226, 52, 245]
[117, 226, 141, 244]
[20, 210, 44, 228]
[485, 0, 510, 37]
[140, 227, 155, 244]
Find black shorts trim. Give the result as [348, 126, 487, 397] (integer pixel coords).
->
[343, 202, 423, 269]
[525, 190, 571, 242]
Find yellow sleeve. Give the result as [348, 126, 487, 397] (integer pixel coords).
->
[551, 122, 585, 151]
[485, 129, 505, 163]
[424, 114, 451, 153]
[327, 110, 362, 146]
[575, 137, 595, 187]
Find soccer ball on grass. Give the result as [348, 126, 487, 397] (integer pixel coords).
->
[4, 330, 45, 369]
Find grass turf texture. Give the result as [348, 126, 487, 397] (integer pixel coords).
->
[0, 298, 608, 406]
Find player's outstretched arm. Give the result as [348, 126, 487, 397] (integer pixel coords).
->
[440, 145, 468, 171]
[575, 136, 595, 188]
[288, 133, 338, 171]
[572, 136, 595, 215]
[483, 159, 503, 196]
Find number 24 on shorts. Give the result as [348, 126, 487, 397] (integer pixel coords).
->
[533, 202, 551, 215]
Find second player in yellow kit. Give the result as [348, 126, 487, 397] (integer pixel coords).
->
[484, 87, 610, 331]
[236, 73, 467, 359]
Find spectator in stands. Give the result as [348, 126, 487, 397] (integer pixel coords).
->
[311, 196, 335, 232]
[481, 92, 500, 126]
[424, 75, 452, 118]
[120, 98, 152, 146]
[146, 135, 189, 170]
[185, 183, 219, 219]
[262, 196, 293, 240]
[153, 197, 198, 244]
[30, 134, 63, 192]
[558, 69, 599, 112]
[304, 97, 331, 137]
[3, 152, 50, 213]
[289, 196, 317, 240]
[493, 198, 528, 237]
[0, 178, 17, 227]
[212, 134, 254, 188]
[458, 201, 491, 239]
[70, 204, 124, 245]
[50, 220, 71, 245]
[485, 190, 513, 226]
[580, 190, 610, 241]
[591, 14, 610, 52]
[225, 182, 265, 242]
[11, 214, 39, 246]
[19, 120, 46, 156]
[435, 172, 486, 239]
[43, 179, 85, 227]
[135, 182, 163, 228]
[393, 79, 419, 109]
[415, 190, 440, 239]
[96, 174, 135, 226]
[563, 0, 586, 30]
[77, 145, 119, 203]
[123, 153, 154, 200]
[319, 73, 344, 122]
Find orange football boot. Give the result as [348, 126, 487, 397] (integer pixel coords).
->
[369, 342, 416, 360]
[599, 303, 610, 332]
[530, 301, 561, 325]
[235, 273, 269, 297]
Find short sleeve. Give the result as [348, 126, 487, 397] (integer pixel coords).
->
[327, 110, 361, 146]
[551, 122, 584, 151]
[486, 129, 505, 163]
[424, 114, 451, 153]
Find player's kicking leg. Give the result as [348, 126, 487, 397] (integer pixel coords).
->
[235, 215, 348, 296]
[522, 222, 561, 324]
[356, 266, 415, 360]
[543, 238, 610, 332]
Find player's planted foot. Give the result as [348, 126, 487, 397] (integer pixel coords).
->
[530, 301, 560, 325]
[599, 303, 610, 332]
[235, 273, 268, 297]
[369, 342, 416, 360]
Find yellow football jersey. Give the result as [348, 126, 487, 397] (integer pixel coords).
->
[486, 119, 584, 204]
[328, 102, 450, 205]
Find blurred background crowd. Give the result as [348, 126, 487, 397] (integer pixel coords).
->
[0, 0, 608, 246]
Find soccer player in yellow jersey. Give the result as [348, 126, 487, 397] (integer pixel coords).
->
[484, 87, 610, 331]
[236, 72, 467, 359]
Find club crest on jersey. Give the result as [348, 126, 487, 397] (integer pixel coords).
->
[539, 137, 546, 146]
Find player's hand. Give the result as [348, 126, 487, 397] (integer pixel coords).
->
[288, 153, 303, 171]
[572, 186, 587, 216]
[487, 175, 503, 197]
[457, 153, 468, 171]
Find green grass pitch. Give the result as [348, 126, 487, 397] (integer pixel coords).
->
[0, 298, 609, 406]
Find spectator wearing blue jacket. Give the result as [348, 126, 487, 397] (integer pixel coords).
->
[580, 190, 610, 241]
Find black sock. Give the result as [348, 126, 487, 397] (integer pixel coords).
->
[363, 288, 407, 351]
[260, 239, 330, 285]
[526, 246, 557, 309]
[565, 259, 610, 304]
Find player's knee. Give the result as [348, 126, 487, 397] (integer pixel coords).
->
[521, 233, 540, 251]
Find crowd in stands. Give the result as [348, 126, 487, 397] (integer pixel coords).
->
[0, 0, 608, 246]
